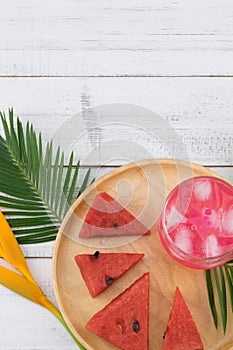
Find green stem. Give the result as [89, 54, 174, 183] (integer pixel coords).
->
[55, 311, 87, 350]
[41, 297, 87, 350]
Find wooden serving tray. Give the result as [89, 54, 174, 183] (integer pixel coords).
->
[53, 159, 233, 350]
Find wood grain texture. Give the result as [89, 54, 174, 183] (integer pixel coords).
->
[0, 0, 233, 76]
[53, 159, 232, 350]
[0, 1, 233, 349]
[0, 77, 233, 165]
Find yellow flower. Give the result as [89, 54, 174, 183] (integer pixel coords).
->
[0, 211, 85, 350]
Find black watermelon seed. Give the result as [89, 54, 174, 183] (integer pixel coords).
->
[133, 320, 140, 333]
[112, 222, 119, 229]
[105, 277, 114, 286]
[93, 251, 100, 259]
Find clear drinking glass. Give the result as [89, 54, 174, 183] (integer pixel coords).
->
[158, 176, 233, 269]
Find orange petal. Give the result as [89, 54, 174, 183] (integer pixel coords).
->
[0, 242, 3, 257]
[0, 265, 43, 304]
[0, 211, 36, 284]
[0, 265, 65, 327]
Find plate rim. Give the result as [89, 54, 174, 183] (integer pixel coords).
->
[52, 157, 222, 349]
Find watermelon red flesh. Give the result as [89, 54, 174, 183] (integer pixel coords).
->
[86, 273, 149, 350]
[79, 192, 150, 238]
[162, 287, 203, 350]
[75, 252, 144, 297]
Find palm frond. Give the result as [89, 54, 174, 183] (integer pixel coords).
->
[214, 266, 227, 333]
[0, 109, 92, 244]
[224, 265, 233, 313]
[205, 269, 218, 329]
[206, 264, 232, 334]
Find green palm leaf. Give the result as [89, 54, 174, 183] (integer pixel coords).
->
[206, 263, 233, 334]
[0, 109, 92, 244]
[205, 269, 218, 329]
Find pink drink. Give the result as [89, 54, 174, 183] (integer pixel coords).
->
[158, 176, 233, 269]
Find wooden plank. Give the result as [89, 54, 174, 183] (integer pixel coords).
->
[0, 0, 233, 76]
[0, 258, 78, 349]
[212, 166, 233, 183]
[0, 77, 232, 165]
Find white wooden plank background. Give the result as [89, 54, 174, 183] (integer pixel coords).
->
[0, 259, 78, 350]
[0, 78, 233, 165]
[0, 0, 232, 349]
[0, 0, 233, 76]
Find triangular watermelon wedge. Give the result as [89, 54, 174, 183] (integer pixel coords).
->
[75, 252, 144, 297]
[86, 273, 149, 350]
[162, 287, 203, 350]
[79, 192, 150, 238]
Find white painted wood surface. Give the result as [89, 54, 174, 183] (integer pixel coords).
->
[0, 78, 233, 165]
[0, 0, 232, 349]
[0, 0, 233, 76]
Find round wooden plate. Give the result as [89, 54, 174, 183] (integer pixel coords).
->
[53, 159, 233, 350]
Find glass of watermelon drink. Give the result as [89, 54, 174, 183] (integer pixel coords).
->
[158, 176, 233, 269]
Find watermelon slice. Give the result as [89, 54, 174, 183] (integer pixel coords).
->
[79, 192, 150, 238]
[162, 287, 203, 350]
[86, 273, 149, 350]
[75, 252, 144, 297]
